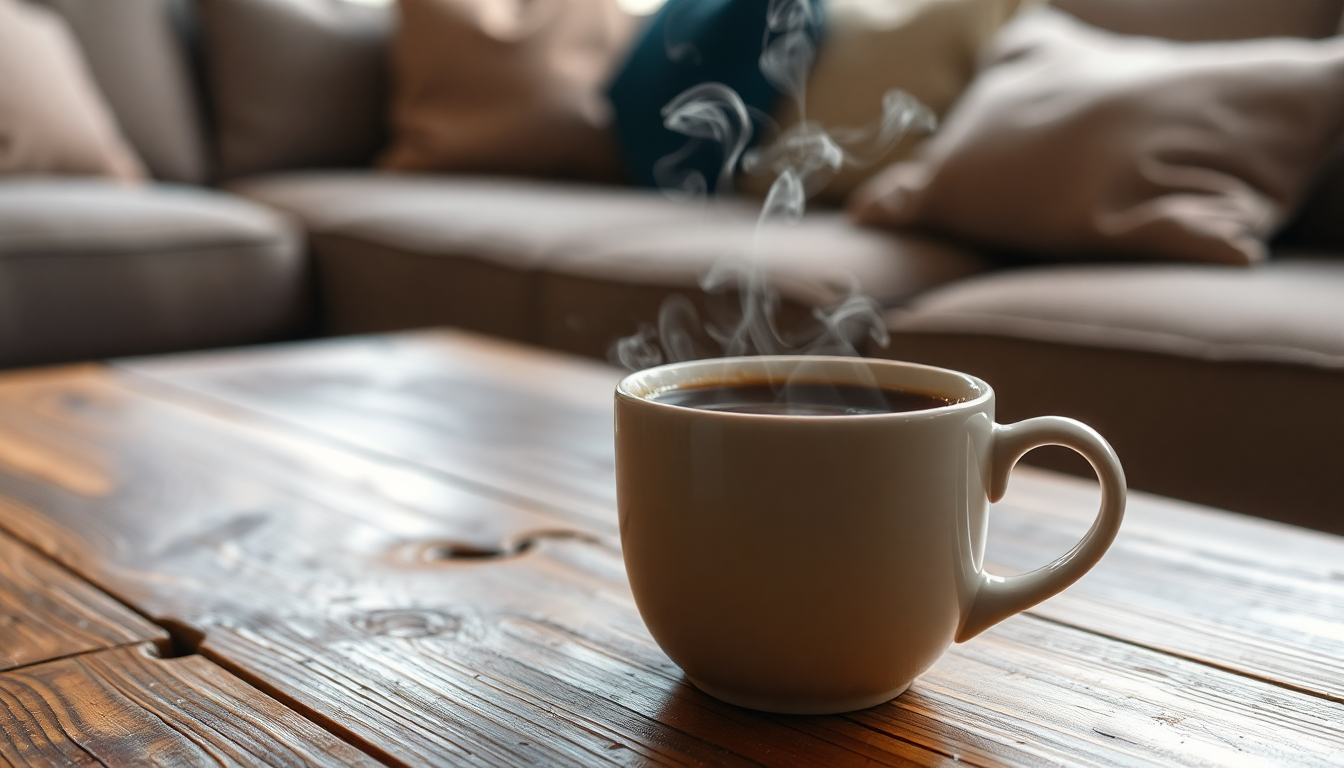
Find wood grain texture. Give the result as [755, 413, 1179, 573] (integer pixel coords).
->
[121, 330, 1344, 705]
[203, 559, 1344, 768]
[0, 525, 165, 672]
[0, 365, 605, 622]
[984, 471, 1344, 704]
[0, 644, 379, 766]
[121, 331, 623, 528]
[0, 352, 1340, 765]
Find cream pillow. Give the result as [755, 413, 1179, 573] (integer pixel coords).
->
[741, 0, 1030, 204]
[0, 0, 144, 180]
[381, 0, 634, 181]
[850, 8, 1344, 265]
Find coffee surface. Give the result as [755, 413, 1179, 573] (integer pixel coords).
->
[650, 381, 953, 416]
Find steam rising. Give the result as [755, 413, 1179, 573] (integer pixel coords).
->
[654, 84, 753, 198]
[611, 0, 936, 370]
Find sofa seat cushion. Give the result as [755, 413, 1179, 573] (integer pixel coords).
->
[0, 179, 306, 368]
[887, 259, 1344, 369]
[229, 171, 987, 359]
[876, 257, 1344, 532]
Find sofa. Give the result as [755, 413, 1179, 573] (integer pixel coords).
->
[2, 0, 1341, 534]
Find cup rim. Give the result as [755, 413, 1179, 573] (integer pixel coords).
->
[615, 355, 992, 421]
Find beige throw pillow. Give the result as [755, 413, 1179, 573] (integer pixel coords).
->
[743, 0, 1029, 204]
[39, 0, 212, 184]
[381, 0, 634, 180]
[851, 8, 1344, 265]
[0, 0, 144, 180]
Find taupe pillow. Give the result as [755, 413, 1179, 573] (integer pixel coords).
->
[0, 0, 145, 180]
[850, 9, 1344, 265]
[740, 0, 1028, 204]
[1050, 0, 1344, 41]
[38, 0, 211, 184]
[200, 0, 393, 181]
[380, 0, 634, 180]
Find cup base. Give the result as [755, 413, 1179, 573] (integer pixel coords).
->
[687, 677, 912, 715]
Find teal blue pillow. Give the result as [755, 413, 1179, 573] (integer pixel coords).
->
[608, 0, 823, 193]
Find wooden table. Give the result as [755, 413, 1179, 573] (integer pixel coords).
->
[0, 329, 1341, 766]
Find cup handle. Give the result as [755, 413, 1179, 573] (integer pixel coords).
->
[955, 417, 1126, 642]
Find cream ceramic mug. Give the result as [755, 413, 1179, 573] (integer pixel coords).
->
[614, 356, 1125, 714]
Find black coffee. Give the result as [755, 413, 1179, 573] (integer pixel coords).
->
[651, 381, 954, 416]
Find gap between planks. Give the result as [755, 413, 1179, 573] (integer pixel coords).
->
[0, 503, 403, 767]
[1027, 612, 1344, 707]
[0, 527, 170, 669]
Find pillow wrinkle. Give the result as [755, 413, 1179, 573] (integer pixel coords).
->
[1093, 208, 1259, 264]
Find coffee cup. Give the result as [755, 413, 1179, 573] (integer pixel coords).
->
[614, 356, 1125, 714]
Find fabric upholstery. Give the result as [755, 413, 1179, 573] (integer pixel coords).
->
[0, 180, 306, 368]
[875, 257, 1344, 533]
[228, 171, 987, 358]
[850, 9, 1344, 265]
[0, 0, 145, 180]
[885, 260, 1344, 369]
[543, 207, 984, 358]
[200, 0, 393, 180]
[38, 0, 211, 184]
[1050, 0, 1344, 41]
[382, 0, 633, 181]
[740, 0, 1024, 204]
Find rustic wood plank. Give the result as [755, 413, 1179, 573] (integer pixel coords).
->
[0, 365, 610, 617]
[0, 644, 380, 766]
[861, 615, 1344, 767]
[984, 470, 1344, 704]
[202, 555, 1344, 768]
[120, 330, 1344, 706]
[120, 331, 623, 527]
[0, 363, 1340, 766]
[0, 524, 166, 672]
[0, 368, 946, 767]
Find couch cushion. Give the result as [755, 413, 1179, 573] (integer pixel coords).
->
[38, 0, 211, 184]
[229, 171, 987, 358]
[200, 0, 393, 180]
[0, 180, 307, 368]
[876, 256, 1344, 532]
[887, 259, 1344, 368]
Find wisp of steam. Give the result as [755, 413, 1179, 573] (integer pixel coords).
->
[610, 0, 937, 371]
